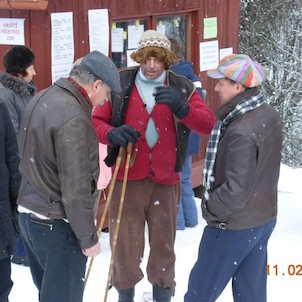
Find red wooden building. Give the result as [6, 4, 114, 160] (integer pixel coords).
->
[0, 0, 240, 187]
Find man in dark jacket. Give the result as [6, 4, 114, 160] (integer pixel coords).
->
[0, 100, 21, 301]
[0, 45, 37, 266]
[93, 30, 215, 302]
[17, 51, 121, 302]
[185, 54, 282, 302]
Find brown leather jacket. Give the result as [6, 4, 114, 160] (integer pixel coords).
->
[17, 78, 99, 249]
[202, 87, 282, 230]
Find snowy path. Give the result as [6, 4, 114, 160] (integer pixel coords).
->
[9, 190, 302, 301]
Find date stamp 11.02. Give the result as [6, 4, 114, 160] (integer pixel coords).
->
[266, 264, 302, 276]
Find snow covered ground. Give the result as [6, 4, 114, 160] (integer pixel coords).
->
[9, 163, 302, 301]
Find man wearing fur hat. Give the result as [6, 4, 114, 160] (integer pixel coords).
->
[185, 54, 282, 302]
[93, 30, 215, 301]
[0, 45, 37, 267]
[17, 51, 121, 302]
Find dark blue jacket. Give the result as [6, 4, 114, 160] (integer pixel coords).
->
[170, 61, 203, 156]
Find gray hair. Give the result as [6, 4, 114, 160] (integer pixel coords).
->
[69, 59, 98, 85]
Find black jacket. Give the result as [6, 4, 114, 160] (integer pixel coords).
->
[0, 101, 21, 260]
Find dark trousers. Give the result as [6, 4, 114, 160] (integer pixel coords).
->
[18, 213, 87, 302]
[110, 179, 180, 289]
[15, 237, 27, 257]
[0, 257, 12, 302]
[184, 219, 276, 302]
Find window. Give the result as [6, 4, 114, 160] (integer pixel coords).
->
[156, 15, 189, 60]
[111, 14, 190, 68]
[111, 19, 147, 68]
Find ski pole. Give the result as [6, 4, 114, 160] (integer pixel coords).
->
[84, 145, 125, 289]
[103, 142, 133, 302]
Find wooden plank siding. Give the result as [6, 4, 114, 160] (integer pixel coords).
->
[0, 0, 240, 187]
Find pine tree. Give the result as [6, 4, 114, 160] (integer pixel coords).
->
[239, 0, 302, 167]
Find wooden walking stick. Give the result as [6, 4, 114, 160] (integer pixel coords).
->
[84, 146, 125, 289]
[103, 142, 133, 302]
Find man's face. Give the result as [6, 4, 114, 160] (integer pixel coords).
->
[214, 78, 243, 105]
[140, 56, 165, 80]
[90, 81, 111, 107]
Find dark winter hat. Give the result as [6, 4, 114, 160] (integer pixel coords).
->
[137, 30, 171, 51]
[80, 50, 121, 93]
[207, 54, 269, 87]
[3, 45, 35, 74]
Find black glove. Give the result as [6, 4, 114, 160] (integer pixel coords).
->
[154, 86, 189, 119]
[107, 125, 141, 147]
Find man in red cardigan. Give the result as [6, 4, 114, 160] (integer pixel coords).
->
[93, 30, 215, 302]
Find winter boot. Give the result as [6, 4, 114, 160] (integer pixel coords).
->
[117, 287, 135, 302]
[153, 284, 174, 302]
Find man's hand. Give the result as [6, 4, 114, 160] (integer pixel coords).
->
[107, 125, 141, 147]
[154, 86, 189, 118]
[82, 242, 101, 257]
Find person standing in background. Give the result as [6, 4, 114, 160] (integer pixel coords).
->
[185, 54, 282, 302]
[0, 45, 36, 266]
[0, 100, 21, 301]
[169, 38, 204, 231]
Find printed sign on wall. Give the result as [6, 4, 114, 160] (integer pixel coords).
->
[0, 18, 25, 45]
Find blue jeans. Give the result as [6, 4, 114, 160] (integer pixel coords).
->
[18, 213, 87, 302]
[177, 156, 198, 229]
[0, 257, 12, 302]
[184, 219, 276, 302]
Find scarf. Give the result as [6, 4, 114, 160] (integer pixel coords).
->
[203, 92, 264, 200]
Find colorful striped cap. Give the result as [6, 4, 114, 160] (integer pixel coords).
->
[207, 54, 269, 87]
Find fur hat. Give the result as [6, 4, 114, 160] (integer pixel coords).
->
[137, 30, 171, 51]
[3, 45, 35, 74]
[207, 54, 269, 87]
[80, 50, 121, 93]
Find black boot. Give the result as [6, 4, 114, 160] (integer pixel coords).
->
[117, 287, 135, 302]
[153, 284, 174, 302]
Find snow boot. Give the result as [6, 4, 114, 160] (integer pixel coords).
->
[117, 287, 134, 302]
[153, 284, 174, 302]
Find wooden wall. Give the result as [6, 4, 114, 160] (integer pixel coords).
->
[0, 0, 240, 186]
[0, 0, 240, 113]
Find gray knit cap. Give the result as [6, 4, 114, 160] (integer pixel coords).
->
[80, 50, 121, 93]
[137, 30, 171, 51]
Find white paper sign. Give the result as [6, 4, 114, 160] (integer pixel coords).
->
[0, 18, 25, 45]
[88, 9, 109, 55]
[219, 47, 233, 60]
[126, 49, 139, 67]
[156, 24, 166, 35]
[199, 40, 219, 71]
[111, 28, 124, 53]
[128, 25, 144, 49]
[51, 63, 73, 84]
[51, 12, 74, 66]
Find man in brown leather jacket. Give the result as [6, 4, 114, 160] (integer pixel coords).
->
[185, 54, 282, 302]
[17, 51, 121, 302]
